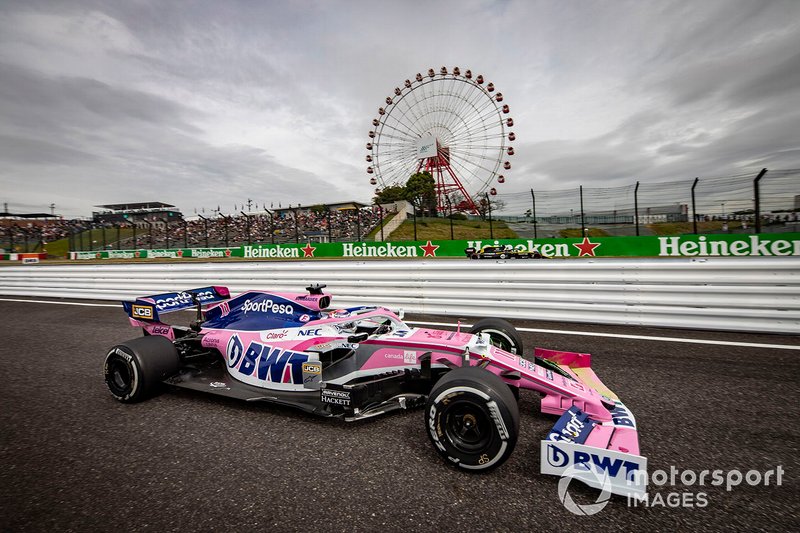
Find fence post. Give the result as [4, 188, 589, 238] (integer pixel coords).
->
[485, 193, 493, 239]
[326, 210, 331, 243]
[579, 185, 585, 235]
[356, 209, 361, 241]
[101, 225, 106, 250]
[240, 211, 251, 245]
[293, 208, 299, 243]
[691, 177, 699, 234]
[634, 181, 640, 236]
[163, 219, 170, 249]
[530, 189, 537, 239]
[413, 204, 417, 241]
[264, 209, 275, 244]
[182, 218, 188, 248]
[132, 223, 137, 249]
[116, 224, 121, 250]
[198, 214, 208, 247]
[379, 205, 384, 241]
[754, 168, 768, 233]
[445, 196, 454, 240]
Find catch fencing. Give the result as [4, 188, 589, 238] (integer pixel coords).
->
[1, 258, 798, 334]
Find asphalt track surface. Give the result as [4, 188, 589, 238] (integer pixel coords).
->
[1, 298, 798, 532]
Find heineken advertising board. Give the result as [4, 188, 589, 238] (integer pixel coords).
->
[69, 233, 800, 260]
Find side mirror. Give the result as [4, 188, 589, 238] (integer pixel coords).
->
[347, 333, 369, 344]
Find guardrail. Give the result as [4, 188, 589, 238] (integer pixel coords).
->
[1, 258, 798, 334]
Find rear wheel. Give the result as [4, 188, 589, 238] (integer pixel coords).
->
[425, 366, 519, 471]
[104, 336, 179, 403]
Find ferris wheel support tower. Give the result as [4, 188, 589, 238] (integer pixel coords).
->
[416, 141, 479, 214]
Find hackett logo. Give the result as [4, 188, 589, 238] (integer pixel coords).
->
[659, 236, 800, 257]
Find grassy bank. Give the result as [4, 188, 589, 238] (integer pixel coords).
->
[387, 217, 517, 241]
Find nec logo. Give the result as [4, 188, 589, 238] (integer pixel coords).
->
[297, 328, 322, 337]
[131, 304, 154, 320]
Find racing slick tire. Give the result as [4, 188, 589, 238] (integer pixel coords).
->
[425, 366, 519, 472]
[469, 318, 524, 355]
[104, 336, 180, 403]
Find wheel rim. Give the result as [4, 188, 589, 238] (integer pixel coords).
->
[107, 358, 132, 396]
[480, 328, 516, 353]
[443, 401, 492, 453]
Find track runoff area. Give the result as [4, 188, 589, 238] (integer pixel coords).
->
[1, 297, 797, 531]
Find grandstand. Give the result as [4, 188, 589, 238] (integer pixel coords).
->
[93, 202, 183, 226]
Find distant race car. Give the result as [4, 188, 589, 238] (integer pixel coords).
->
[104, 284, 645, 496]
[465, 244, 546, 259]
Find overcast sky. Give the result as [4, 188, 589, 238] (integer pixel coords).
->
[1, 0, 798, 217]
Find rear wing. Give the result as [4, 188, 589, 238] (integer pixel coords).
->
[122, 286, 230, 322]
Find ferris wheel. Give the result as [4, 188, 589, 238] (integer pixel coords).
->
[367, 67, 514, 214]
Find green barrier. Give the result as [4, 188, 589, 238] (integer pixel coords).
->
[70, 233, 800, 260]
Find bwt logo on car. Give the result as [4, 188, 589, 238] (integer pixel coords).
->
[546, 444, 641, 480]
[226, 335, 307, 384]
[611, 402, 636, 429]
[242, 299, 295, 315]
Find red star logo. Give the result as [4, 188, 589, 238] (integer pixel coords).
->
[573, 237, 601, 257]
[176, 249, 184, 258]
[224, 249, 231, 257]
[301, 242, 316, 258]
[420, 240, 439, 257]
[134, 251, 140, 258]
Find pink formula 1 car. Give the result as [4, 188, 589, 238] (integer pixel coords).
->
[105, 284, 646, 496]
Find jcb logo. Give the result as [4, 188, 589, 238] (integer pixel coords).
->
[132, 305, 154, 319]
[302, 363, 321, 375]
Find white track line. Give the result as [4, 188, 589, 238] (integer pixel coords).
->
[1, 297, 797, 351]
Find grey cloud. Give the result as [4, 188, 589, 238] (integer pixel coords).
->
[0, 134, 96, 165]
[1, 0, 799, 217]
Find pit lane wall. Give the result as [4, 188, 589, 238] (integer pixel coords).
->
[2, 256, 798, 334]
[67, 233, 800, 260]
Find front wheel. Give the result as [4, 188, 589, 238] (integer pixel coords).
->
[104, 336, 179, 403]
[425, 366, 519, 472]
[470, 317, 524, 355]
